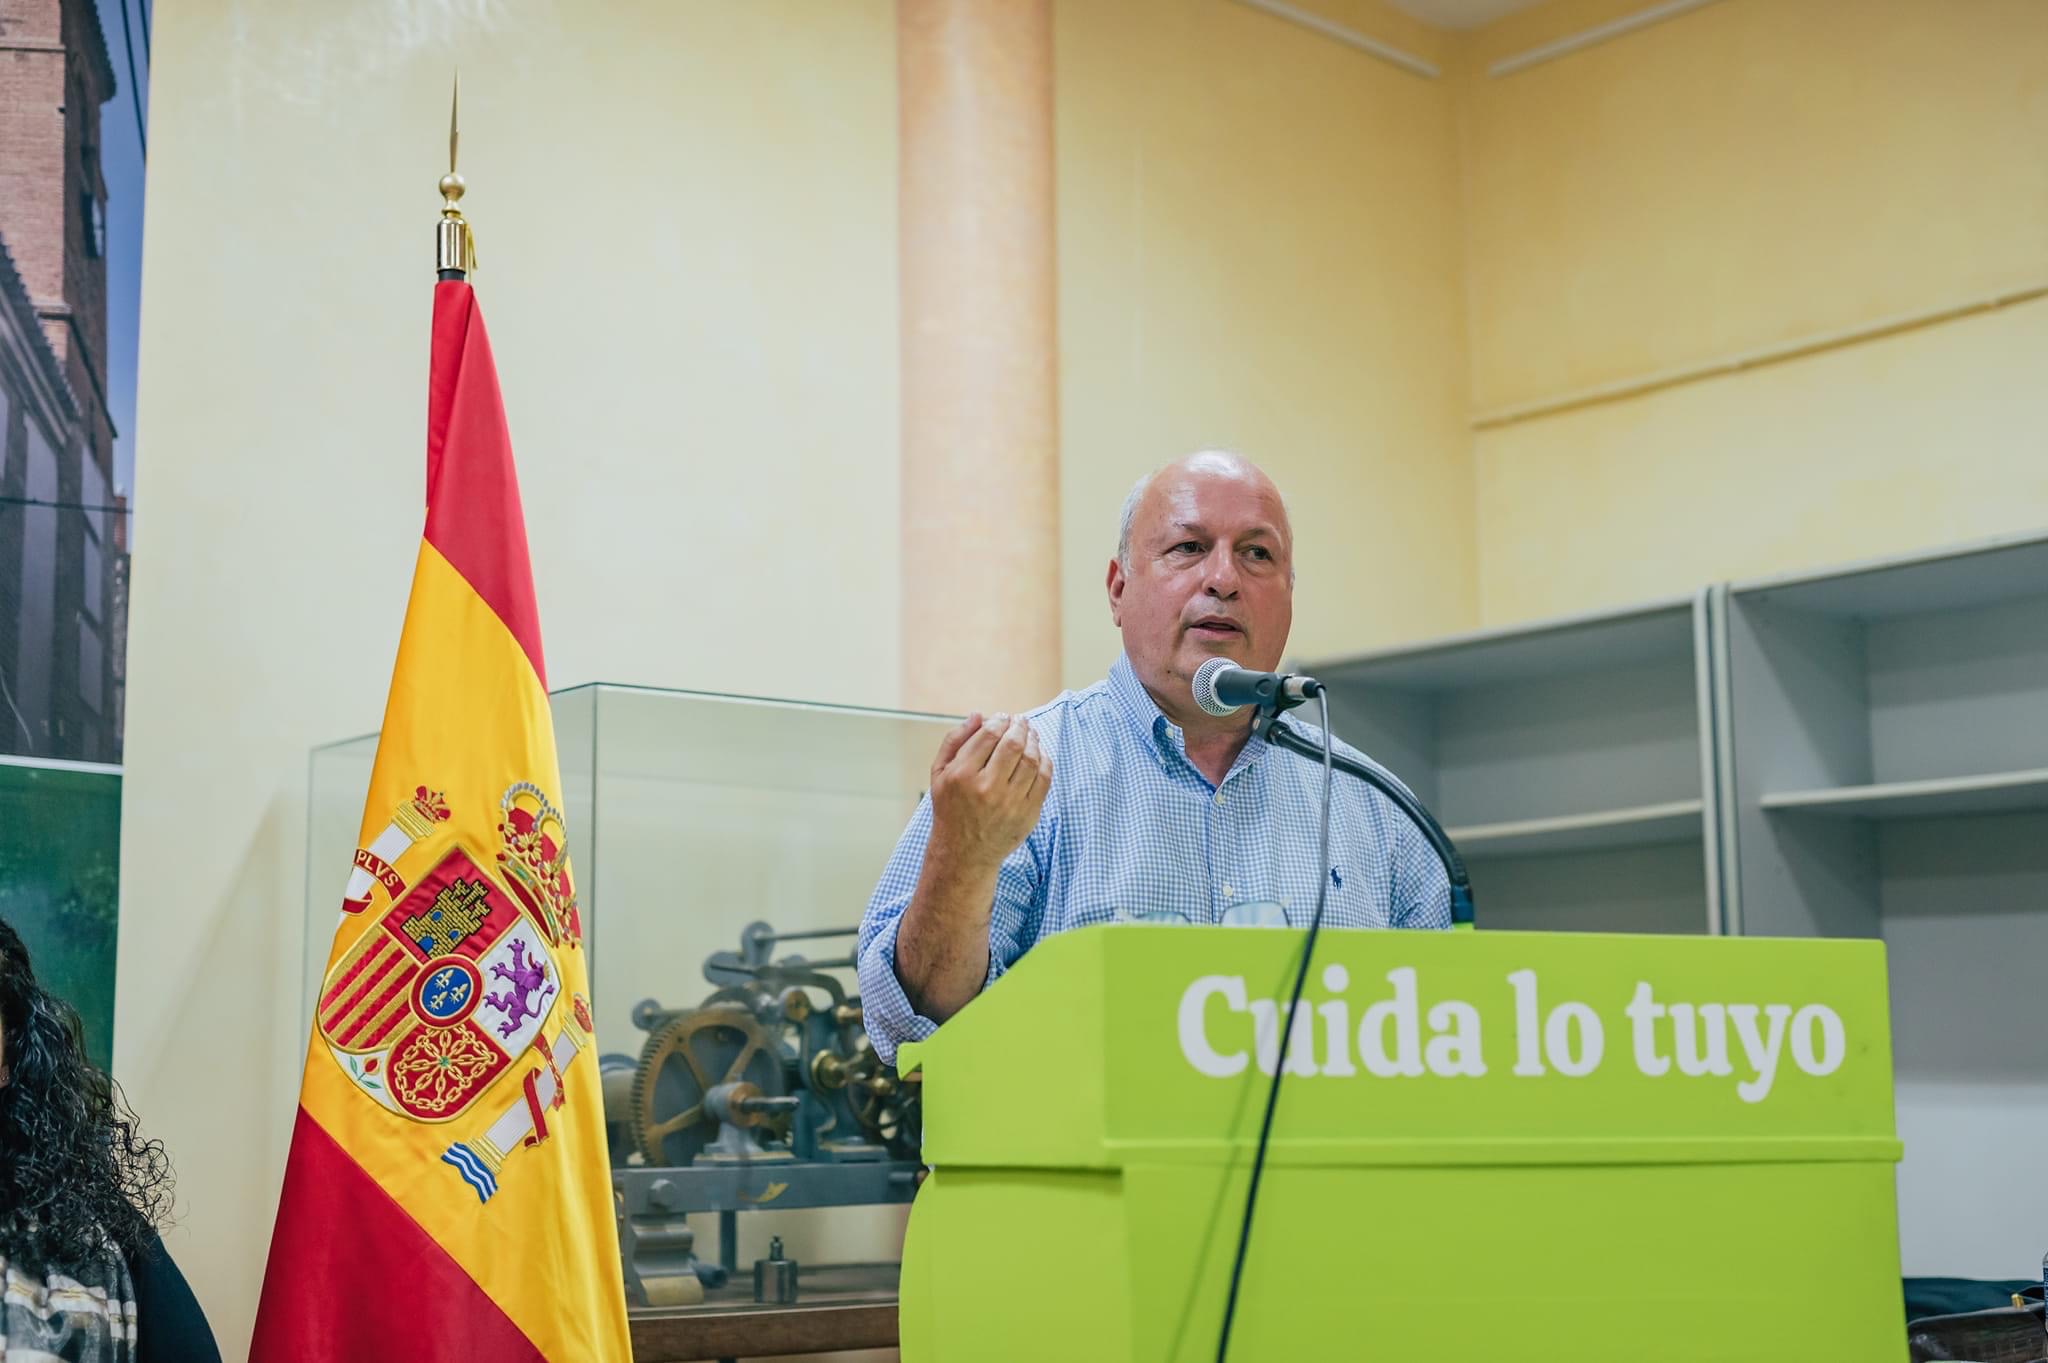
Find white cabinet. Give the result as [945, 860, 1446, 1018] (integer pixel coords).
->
[1720, 531, 2048, 1279]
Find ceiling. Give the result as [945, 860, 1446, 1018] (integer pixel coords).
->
[1383, 0, 1549, 29]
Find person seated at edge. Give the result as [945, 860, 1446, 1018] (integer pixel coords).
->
[0, 917, 221, 1363]
[856, 450, 1450, 1064]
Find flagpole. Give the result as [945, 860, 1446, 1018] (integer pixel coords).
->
[437, 72, 474, 280]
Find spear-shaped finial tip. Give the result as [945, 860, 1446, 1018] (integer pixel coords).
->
[435, 71, 475, 275]
[439, 71, 464, 204]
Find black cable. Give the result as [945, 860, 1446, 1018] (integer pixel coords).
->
[118, 0, 146, 160]
[1215, 690, 1334, 1363]
[0, 496, 132, 515]
[136, 0, 150, 64]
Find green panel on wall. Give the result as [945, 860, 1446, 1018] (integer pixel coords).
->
[0, 761, 121, 1070]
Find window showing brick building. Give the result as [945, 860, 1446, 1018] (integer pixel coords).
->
[0, 0, 122, 762]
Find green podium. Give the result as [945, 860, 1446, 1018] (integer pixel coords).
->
[896, 926, 1904, 1362]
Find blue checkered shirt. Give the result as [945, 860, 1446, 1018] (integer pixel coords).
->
[856, 654, 1451, 1064]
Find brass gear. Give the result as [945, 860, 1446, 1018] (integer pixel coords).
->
[630, 1007, 786, 1167]
[840, 1041, 921, 1155]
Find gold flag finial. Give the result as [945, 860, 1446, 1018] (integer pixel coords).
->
[435, 71, 476, 276]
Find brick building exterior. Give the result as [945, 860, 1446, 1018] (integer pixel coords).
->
[0, 0, 121, 762]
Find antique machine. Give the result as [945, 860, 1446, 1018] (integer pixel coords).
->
[605, 920, 922, 1307]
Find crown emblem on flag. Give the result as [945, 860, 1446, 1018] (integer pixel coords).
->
[394, 786, 453, 841]
[495, 782, 579, 945]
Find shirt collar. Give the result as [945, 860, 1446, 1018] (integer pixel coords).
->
[1107, 653, 1173, 753]
[1107, 653, 1270, 778]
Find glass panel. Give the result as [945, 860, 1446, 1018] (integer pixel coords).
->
[0, 759, 122, 1068]
[303, 729, 377, 1037]
[586, 684, 952, 1302]
[551, 684, 598, 947]
[584, 684, 949, 1041]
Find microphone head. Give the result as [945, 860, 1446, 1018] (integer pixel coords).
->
[1191, 656, 1241, 717]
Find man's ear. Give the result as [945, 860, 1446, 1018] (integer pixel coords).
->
[1105, 557, 1125, 626]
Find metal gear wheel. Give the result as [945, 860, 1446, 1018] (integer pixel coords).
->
[630, 1007, 786, 1167]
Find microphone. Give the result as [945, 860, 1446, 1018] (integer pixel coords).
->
[1191, 656, 1322, 717]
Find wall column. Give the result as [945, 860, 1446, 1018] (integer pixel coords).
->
[897, 0, 1060, 715]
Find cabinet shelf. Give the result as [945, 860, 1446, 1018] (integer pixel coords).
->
[1759, 768, 2048, 820]
[1448, 799, 1704, 857]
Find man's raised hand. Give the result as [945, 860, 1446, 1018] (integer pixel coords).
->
[927, 711, 1053, 870]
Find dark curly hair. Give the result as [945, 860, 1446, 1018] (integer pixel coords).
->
[0, 916, 172, 1270]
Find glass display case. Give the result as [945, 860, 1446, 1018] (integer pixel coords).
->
[307, 683, 954, 1350]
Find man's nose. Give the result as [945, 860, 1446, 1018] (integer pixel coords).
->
[1202, 547, 1241, 596]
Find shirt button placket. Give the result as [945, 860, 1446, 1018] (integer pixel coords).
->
[1204, 773, 1220, 912]
[1205, 785, 1221, 921]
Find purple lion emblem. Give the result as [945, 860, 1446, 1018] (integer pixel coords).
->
[483, 939, 556, 1039]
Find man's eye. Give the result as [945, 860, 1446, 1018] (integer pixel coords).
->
[1170, 541, 1202, 555]
[1246, 546, 1272, 561]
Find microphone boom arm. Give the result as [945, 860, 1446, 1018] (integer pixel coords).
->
[1255, 711, 1475, 927]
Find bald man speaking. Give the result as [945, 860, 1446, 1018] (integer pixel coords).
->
[856, 451, 1451, 1063]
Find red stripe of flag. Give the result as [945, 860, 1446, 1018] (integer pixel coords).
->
[251, 1108, 543, 1362]
[423, 280, 548, 689]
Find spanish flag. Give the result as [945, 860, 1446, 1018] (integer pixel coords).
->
[252, 280, 631, 1361]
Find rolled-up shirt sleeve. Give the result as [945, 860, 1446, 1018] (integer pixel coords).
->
[857, 793, 1044, 1066]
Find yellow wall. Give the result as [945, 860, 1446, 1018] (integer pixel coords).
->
[1056, 0, 1477, 686]
[120, 1, 899, 1351]
[1475, 298, 2048, 618]
[1459, 0, 2048, 621]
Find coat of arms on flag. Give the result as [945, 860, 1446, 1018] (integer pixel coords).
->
[314, 782, 598, 1204]
[319, 787, 567, 1124]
